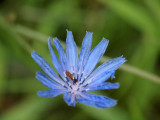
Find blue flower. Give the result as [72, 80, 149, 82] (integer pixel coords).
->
[31, 30, 126, 108]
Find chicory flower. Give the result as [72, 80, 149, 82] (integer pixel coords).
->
[32, 31, 126, 108]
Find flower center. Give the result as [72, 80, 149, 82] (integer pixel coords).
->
[65, 71, 81, 95]
[71, 84, 79, 94]
[65, 71, 78, 84]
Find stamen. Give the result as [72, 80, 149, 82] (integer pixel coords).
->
[63, 85, 68, 88]
[65, 71, 78, 84]
[73, 78, 78, 84]
[79, 73, 83, 82]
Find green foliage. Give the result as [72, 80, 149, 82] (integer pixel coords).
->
[0, 0, 160, 120]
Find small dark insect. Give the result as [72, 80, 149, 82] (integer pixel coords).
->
[65, 71, 77, 83]
[65, 71, 73, 80]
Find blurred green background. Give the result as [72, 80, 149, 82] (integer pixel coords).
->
[0, 0, 160, 120]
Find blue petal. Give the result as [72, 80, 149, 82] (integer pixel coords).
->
[37, 89, 66, 97]
[86, 82, 119, 91]
[111, 71, 116, 79]
[31, 51, 65, 86]
[36, 72, 65, 90]
[53, 37, 67, 71]
[77, 92, 117, 108]
[84, 56, 126, 85]
[48, 38, 66, 80]
[65, 30, 78, 73]
[78, 32, 92, 73]
[64, 92, 76, 107]
[83, 38, 109, 78]
[83, 71, 114, 87]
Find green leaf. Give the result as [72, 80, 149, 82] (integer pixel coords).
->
[0, 44, 8, 106]
[0, 96, 61, 120]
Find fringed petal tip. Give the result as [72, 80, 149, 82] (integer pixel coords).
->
[86, 31, 93, 35]
[102, 37, 109, 44]
[53, 37, 58, 42]
[66, 30, 74, 42]
[66, 29, 72, 34]
[48, 37, 51, 43]
[111, 71, 116, 79]
[31, 51, 36, 58]
[120, 55, 127, 62]
[35, 71, 40, 78]
[37, 90, 48, 97]
[116, 83, 120, 88]
[84, 31, 93, 40]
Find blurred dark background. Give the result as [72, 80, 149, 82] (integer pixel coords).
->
[0, 0, 160, 120]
